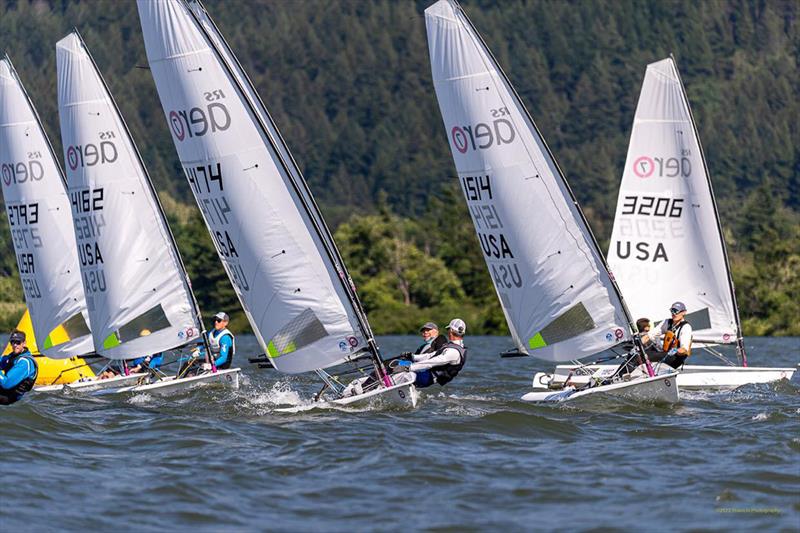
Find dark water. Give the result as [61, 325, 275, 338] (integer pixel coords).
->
[1, 336, 798, 532]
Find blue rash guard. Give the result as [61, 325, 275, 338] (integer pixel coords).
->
[129, 353, 163, 370]
[200, 330, 233, 368]
[0, 350, 37, 404]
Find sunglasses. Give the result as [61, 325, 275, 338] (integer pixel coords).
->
[213, 318, 224, 322]
[9, 340, 22, 346]
[670, 308, 682, 315]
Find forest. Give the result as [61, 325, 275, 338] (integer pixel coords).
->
[0, 0, 797, 336]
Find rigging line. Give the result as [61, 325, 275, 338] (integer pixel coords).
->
[450, 2, 635, 334]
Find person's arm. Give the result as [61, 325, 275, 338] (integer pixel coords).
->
[213, 335, 233, 367]
[409, 347, 460, 372]
[678, 324, 693, 355]
[411, 350, 434, 363]
[0, 358, 34, 390]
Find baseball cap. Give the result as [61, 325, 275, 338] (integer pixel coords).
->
[446, 318, 466, 336]
[419, 321, 438, 332]
[670, 302, 687, 314]
[214, 312, 229, 321]
[9, 330, 25, 344]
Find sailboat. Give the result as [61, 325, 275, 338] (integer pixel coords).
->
[0, 54, 145, 393]
[535, 57, 795, 392]
[424, 0, 677, 403]
[136, 0, 416, 407]
[54, 30, 240, 395]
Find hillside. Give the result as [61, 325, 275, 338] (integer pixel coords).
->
[0, 0, 797, 335]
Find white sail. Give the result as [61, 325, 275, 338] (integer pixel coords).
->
[425, 0, 631, 362]
[607, 57, 740, 345]
[56, 32, 203, 359]
[0, 56, 94, 358]
[137, 0, 372, 373]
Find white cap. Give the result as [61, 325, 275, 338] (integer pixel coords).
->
[446, 318, 466, 336]
[214, 312, 229, 321]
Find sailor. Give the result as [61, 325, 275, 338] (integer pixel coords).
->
[0, 330, 38, 406]
[413, 321, 448, 356]
[644, 302, 693, 369]
[393, 318, 467, 388]
[203, 312, 236, 370]
[128, 353, 164, 374]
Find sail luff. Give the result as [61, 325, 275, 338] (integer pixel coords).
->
[668, 55, 746, 364]
[450, 0, 639, 334]
[184, 0, 378, 353]
[0, 54, 95, 358]
[70, 29, 207, 340]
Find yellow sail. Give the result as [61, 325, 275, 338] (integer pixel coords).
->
[3, 310, 95, 385]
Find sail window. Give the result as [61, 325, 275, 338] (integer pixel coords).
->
[102, 304, 173, 349]
[43, 312, 91, 349]
[266, 308, 328, 358]
[528, 302, 596, 350]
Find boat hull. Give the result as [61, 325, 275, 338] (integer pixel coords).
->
[95, 368, 241, 396]
[533, 364, 797, 391]
[330, 372, 418, 408]
[34, 373, 148, 393]
[522, 373, 679, 404]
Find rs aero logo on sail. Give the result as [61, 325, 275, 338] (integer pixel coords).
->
[632, 154, 692, 178]
[1, 157, 44, 186]
[450, 108, 515, 154]
[169, 89, 231, 142]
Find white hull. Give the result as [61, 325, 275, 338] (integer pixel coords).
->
[95, 368, 241, 396]
[34, 373, 148, 393]
[522, 373, 679, 404]
[533, 364, 797, 391]
[329, 372, 418, 408]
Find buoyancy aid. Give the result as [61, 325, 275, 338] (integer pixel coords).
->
[0, 351, 38, 404]
[662, 319, 691, 355]
[208, 328, 235, 369]
[430, 342, 467, 386]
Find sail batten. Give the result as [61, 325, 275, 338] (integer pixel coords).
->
[138, 0, 374, 373]
[56, 31, 203, 359]
[425, 0, 632, 362]
[0, 55, 94, 358]
[608, 57, 741, 348]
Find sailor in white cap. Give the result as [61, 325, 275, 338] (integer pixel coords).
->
[393, 318, 467, 388]
[642, 301, 693, 369]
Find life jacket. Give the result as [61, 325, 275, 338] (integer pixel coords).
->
[0, 351, 38, 404]
[208, 328, 235, 369]
[662, 319, 691, 356]
[415, 334, 448, 355]
[431, 341, 466, 386]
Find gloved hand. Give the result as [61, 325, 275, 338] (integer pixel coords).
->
[190, 348, 200, 359]
[667, 348, 679, 357]
[201, 363, 212, 371]
[390, 360, 412, 373]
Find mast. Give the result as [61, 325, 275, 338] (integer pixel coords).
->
[451, 1, 643, 346]
[183, 1, 383, 368]
[669, 54, 747, 366]
[70, 29, 211, 357]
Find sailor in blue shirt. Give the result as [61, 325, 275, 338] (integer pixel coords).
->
[0, 330, 38, 405]
[204, 312, 235, 369]
[128, 353, 164, 374]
